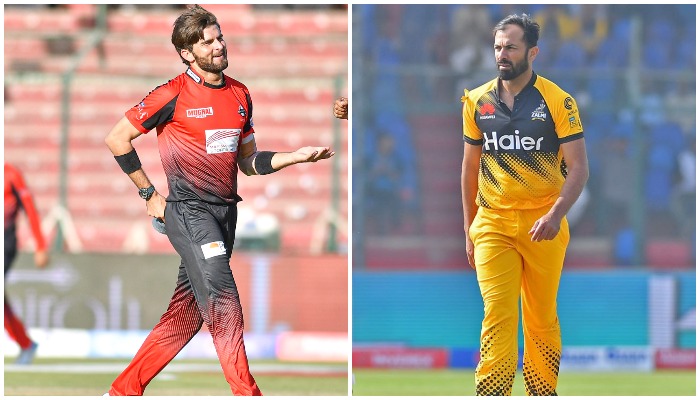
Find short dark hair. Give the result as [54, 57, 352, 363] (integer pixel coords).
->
[493, 13, 540, 49]
[171, 5, 220, 65]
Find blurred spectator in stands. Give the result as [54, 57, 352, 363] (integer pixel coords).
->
[533, 5, 565, 46]
[4, 163, 49, 365]
[449, 5, 492, 79]
[613, 219, 637, 266]
[600, 118, 634, 233]
[643, 115, 686, 237]
[665, 76, 696, 134]
[371, 7, 404, 117]
[670, 134, 695, 239]
[638, 78, 665, 126]
[591, 14, 630, 69]
[533, 5, 575, 41]
[366, 133, 408, 235]
[643, 17, 676, 70]
[572, 5, 609, 56]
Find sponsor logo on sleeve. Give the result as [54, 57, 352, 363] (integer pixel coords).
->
[569, 116, 581, 129]
[136, 101, 148, 121]
[564, 97, 573, 110]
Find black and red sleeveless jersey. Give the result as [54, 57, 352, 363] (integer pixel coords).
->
[125, 68, 255, 204]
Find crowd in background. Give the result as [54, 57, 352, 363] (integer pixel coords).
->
[354, 4, 695, 266]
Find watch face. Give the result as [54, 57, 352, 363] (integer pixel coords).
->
[140, 186, 154, 200]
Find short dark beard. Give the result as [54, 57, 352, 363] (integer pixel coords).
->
[497, 56, 529, 81]
[194, 52, 229, 74]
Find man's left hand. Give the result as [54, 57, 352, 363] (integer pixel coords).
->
[333, 97, 348, 119]
[292, 146, 335, 163]
[529, 213, 561, 242]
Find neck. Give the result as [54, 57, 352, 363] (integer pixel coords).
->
[500, 69, 533, 97]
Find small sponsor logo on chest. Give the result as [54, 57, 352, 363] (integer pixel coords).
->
[531, 101, 547, 121]
[186, 107, 214, 118]
[478, 103, 496, 120]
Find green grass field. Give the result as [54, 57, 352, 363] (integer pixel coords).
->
[352, 368, 696, 396]
[4, 357, 348, 396]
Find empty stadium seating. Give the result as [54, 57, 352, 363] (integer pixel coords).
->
[5, 5, 348, 255]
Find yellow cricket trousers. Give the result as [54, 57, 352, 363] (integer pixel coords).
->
[469, 205, 569, 396]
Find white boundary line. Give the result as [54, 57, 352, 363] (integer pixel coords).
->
[5, 362, 348, 375]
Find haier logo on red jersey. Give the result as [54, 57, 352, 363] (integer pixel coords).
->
[187, 107, 214, 119]
[483, 130, 543, 151]
[478, 103, 496, 120]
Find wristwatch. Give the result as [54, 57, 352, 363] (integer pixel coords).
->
[138, 185, 156, 201]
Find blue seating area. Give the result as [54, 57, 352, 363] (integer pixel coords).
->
[355, 4, 695, 269]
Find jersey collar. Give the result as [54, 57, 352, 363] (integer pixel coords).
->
[495, 71, 538, 102]
[185, 68, 226, 89]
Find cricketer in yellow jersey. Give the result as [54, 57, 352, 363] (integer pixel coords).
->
[461, 13, 589, 396]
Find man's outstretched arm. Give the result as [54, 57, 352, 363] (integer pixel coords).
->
[238, 137, 335, 176]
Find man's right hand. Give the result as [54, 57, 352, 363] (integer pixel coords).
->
[146, 191, 167, 221]
[466, 236, 476, 270]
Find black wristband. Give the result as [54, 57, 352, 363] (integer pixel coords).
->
[254, 151, 278, 175]
[115, 149, 142, 174]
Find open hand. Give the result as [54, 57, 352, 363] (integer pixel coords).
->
[292, 146, 335, 163]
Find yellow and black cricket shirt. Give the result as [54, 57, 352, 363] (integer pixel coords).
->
[462, 72, 584, 210]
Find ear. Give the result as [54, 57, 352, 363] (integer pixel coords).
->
[528, 45, 539, 63]
[180, 48, 195, 64]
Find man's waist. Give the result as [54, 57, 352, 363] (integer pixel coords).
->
[166, 185, 242, 205]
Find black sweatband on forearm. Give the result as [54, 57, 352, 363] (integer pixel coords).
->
[254, 151, 278, 175]
[114, 149, 142, 174]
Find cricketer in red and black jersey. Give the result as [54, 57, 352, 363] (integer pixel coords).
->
[4, 163, 47, 267]
[105, 12, 333, 396]
[4, 162, 48, 358]
[125, 67, 254, 204]
[107, 66, 263, 396]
